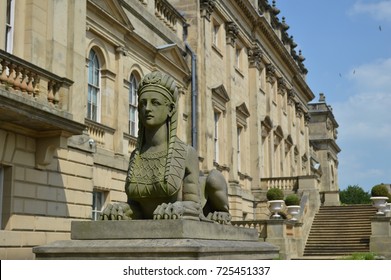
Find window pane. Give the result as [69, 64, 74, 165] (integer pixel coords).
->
[129, 74, 138, 105]
[92, 191, 105, 221]
[92, 89, 98, 104]
[92, 104, 97, 121]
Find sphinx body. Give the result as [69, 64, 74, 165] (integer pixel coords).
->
[101, 71, 231, 224]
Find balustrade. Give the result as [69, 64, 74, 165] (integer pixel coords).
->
[261, 176, 299, 191]
[154, 0, 185, 32]
[124, 133, 137, 155]
[85, 119, 116, 149]
[0, 49, 72, 108]
[232, 220, 267, 239]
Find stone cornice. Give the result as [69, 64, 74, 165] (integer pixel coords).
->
[256, 16, 314, 102]
[310, 139, 341, 154]
[232, 0, 259, 26]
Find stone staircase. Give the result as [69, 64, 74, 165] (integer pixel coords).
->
[303, 205, 377, 258]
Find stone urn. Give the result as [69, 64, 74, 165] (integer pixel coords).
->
[269, 200, 285, 219]
[370, 197, 388, 215]
[384, 203, 391, 216]
[287, 205, 301, 221]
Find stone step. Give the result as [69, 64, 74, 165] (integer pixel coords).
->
[311, 222, 371, 227]
[314, 215, 374, 219]
[307, 236, 369, 240]
[305, 246, 369, 252]
[304, 251, 367, 259]
[307, 238, 369, 246]
[310, 227, 371, 232]
[304, 246, 369, 251]
[303, 204, 375, 257]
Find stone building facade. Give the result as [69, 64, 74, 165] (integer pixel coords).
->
[0, 0, 340, 259]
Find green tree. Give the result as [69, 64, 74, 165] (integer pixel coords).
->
[339, 185, 371, 204]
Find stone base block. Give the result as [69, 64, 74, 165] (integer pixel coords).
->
[33, 220, 279, 260]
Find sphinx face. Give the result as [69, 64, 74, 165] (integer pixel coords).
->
[138, 91, 172, 129]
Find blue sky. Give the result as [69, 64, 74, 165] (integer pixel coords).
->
[276, 0, 391, 191]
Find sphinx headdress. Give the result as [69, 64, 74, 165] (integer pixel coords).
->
[127, 71, 183, 195]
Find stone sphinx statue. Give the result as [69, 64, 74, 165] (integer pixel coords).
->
[101, 71, 231, 224]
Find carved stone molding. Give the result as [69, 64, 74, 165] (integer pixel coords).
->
[248, 46, 264, 69]
[326, 118, 333, 130]
[200, 0, 216, 21]
[115, 46, 128, 56]
[277, 77, 287, 96]
[266, 64, 276, 84]
[226, 22, 239, 47]
[236, 102, 250, 128]
[287, 89, 296, 106]
[36, 135, 68, 168]
[295, 102, 304, 118]
[212, 84, 230, 114]
[304, 112, 311, 126]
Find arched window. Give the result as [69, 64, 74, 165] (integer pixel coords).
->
[87, 49, 100, 122]
[129, 73, 139, 136]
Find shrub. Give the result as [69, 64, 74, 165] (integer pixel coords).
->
[371, 184, 390, 197]
[284, 194, 300, 206]
[266, 188, 284, 200]
[339, 185, 371, 204]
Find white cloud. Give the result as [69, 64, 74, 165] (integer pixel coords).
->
[336, 57, 391, 139]
[349, 0, 391, 22]
[332, 57, 391, 190]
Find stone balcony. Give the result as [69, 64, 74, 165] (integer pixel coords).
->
[0, 50, 86, 167]
[261, 176, 299, 191]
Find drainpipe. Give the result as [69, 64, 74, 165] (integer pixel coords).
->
[183, 23, 198, 149]
[187, 43, 198, 149]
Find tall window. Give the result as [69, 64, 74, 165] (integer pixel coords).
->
[213, 111, 221, 163]
[92, 190, 105, 221]
[5, 0, 15, 53]
[129, 74, 139, 136]
[212, 19, 222, 50]
[87, 49, 100, 122]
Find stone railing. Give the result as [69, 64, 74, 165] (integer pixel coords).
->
[261, 176, 299, 191]
[154, 0, 185, 32]
[0, 49, 72, 108]
[85, 119, 115, 149]
[124, 133, 137, 155]
[231, 220, 267, 240]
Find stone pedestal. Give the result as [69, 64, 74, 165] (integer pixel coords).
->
[370, 216, 391, 259]
[33, 220, 279, 260]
